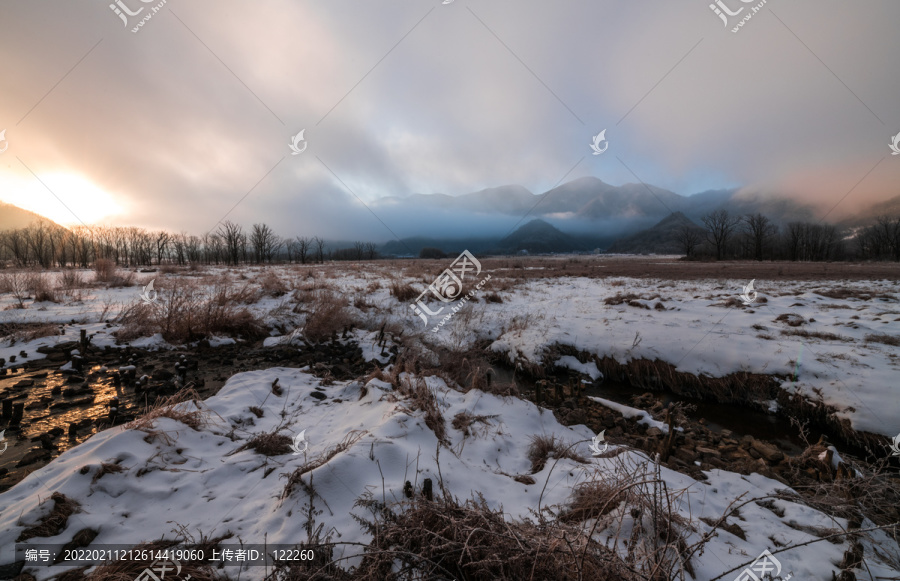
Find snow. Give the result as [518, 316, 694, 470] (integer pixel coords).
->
[554, 355, 603, 380]
[2, 368, 894, 579]
[1, 262, 898, 580]
[588, 395, 669, 433]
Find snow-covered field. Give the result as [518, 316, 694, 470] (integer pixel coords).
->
[1, 259, 898, 580]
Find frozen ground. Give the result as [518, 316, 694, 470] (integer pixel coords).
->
[2, 261, 897, 436]
[1, 367, 898, 580]
[0, 260, 898, 579]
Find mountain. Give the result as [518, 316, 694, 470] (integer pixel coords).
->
[606, 212, 703, 255]
[0, 202, 58, 231]
[840, 193, 900, 229]
[497, 219, 587, 254]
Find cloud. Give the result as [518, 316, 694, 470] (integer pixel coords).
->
[0, 0, 898, 238]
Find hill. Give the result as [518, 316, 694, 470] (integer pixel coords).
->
[606, 212, 703, 254]
[0, 202, 58, 231]
[496, 219, 587, 254]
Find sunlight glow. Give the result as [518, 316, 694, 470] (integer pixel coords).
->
[0, 172, 124, 226]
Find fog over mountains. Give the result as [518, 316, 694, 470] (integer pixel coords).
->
[377, 176, 899, 254]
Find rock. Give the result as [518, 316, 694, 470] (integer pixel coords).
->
[13, 379, 34, 388]
[696, 446, 722, 457]
[153, 369, 174, 381]
[66, 375, 85, 384]
[646, 427, 663, 437]
[750, 439, 784, 464]
[309, 391, 327, 401]
[17, 448, 52, 467]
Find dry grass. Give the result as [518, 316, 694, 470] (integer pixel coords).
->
[28, 272, 59, 302]
[526, 434, 586, 473]
[302, 290, 354, 343]
[451, 411, 497, 437]
[93, 258, 117, 282]
[389, 279, 419, 302]
[561, 480, 627, 524]
[781, 329, 851, 342]
[281, 431, 365, 499]
[352, 493, 639, 581]
[16, 492, 80, 542]
[397, 376, 447, 443]
[127, 387, 213, 433]
[115, 279, 265, 343]
[236, 431, 294, 456]
[91, 462, 125, 484]
[0, 322, 59, 345]
[259, 270, 288, 297]
[865, 333, 900, 346]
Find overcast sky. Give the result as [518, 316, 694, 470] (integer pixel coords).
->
[1, 1, 898, 240]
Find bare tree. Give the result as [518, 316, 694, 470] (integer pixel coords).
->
[701, 209, 741, 260]
[216, 221, 244, 265]
[675, 223, 703, 258]
[742, 213, 777, 261]
[250, 223, 282, 263]
[154, 230, 171, 265]
[364, 242, 378, 260]
[294, 236, 310, 264]
[313, 236, 326, 263]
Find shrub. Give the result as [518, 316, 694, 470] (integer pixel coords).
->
[302, 290, 353, 342]
[389, 280, 419, 302]
[419, 247, 447, 259]
[526, 434, 586, 473]
[93, 258, 117, 282]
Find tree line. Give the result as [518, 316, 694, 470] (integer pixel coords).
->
[0, 220, 379, 268]
[675, 210, 900, 262]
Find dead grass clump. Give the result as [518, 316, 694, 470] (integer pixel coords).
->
[0, 322, 59, 345]
[451, 411, 496, 437]
[302, 290, 353, 343]
[238, 431, 294, 456]
[354, 493, 637, 581]
[397, 377, 447, 443]
[28, 273, 58, 303]
[389, 280, 419, 302]
[775, 312, 806, 327]
[865, 333, 900, 346]
[93, 258, 117, 282]
[483, 292, 503, 303]
[781, 329, 849, 342]
[815, 288, 895, 301]
[16, 492, 80, 542]
[604, 292, 642, 306]
[259, 270, 288, 297]
[527, 434, 586, 473]
[91, 462, 125, 484]
[127, 387, 213, 433]
[281, 431, 365, 499]
[115, 280, 265, 343]
[59, 270, 87, 291]
[560, 480, 626, 523]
